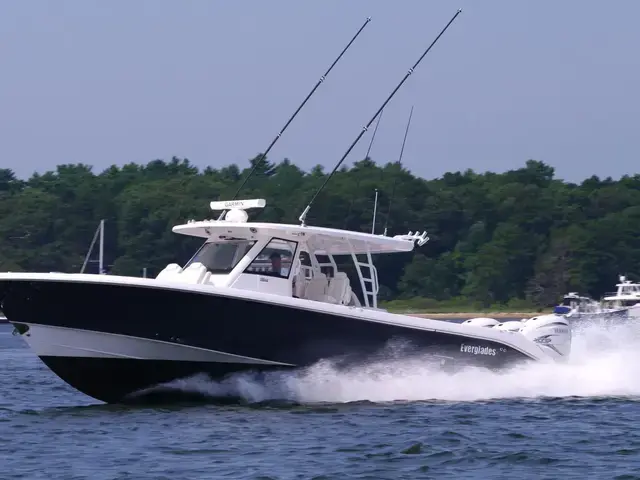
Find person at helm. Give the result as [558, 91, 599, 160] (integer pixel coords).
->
[269, 251, 289, 277]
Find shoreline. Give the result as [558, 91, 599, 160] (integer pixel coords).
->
[0, 312, 543, 322]
[404, 312, 545, 319]
[0, 312, 544, 324]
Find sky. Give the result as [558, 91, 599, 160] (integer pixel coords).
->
[1, 0, 639, 183]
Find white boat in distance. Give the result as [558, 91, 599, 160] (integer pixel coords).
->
[554, 276, 640, 321]
[554, 292, 628, 320]
[601, 276, 640, 319]
[0, 199, 571, 404]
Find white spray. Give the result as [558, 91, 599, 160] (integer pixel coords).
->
[161, 318, 640, 404]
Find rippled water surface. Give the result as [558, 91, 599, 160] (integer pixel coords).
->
[2, 320, 640, 479]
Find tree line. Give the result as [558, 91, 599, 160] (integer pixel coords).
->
[0, 156, 638, 309]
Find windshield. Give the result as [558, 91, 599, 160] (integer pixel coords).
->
[187, 240, 256, 274]
[245, 238, 298, 279]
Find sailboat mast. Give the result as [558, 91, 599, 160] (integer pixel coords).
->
[80, 219, 106, 274]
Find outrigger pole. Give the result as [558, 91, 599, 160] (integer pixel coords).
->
[365, 108, 384, 160]
[218, 16, 372, 220]
[298, 9, 462, 227]
[383, 104, 414, 236]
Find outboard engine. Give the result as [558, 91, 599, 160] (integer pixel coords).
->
[462, 317, 500, 328]
[519, 314, 571, 359]
[494, 320, 523, 332]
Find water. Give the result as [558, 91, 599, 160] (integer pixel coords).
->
[2, 319, 640, 479]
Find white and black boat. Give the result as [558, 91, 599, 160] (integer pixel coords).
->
[0, 198, 572, 403]
[0, 10, 573, 404]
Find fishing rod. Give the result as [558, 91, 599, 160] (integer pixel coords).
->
[298, 9, 462, 226]
[218, 16, 372, 220]
[383, 105, 414, 236]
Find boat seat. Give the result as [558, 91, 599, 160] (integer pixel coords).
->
[179, 262, 209, 284]
[156, 263, 183, 281]
[293, 270, 306, 298]
[305, 272, 328, 302]
[327, 272, 351, 305]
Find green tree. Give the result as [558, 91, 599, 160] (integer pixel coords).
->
[0, 156, 637, 308]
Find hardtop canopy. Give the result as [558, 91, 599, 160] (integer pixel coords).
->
[172, 220, 421, 256]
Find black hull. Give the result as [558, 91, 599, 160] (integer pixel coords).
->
[39, 357, 290, 404]
[0, 278, 533, 403]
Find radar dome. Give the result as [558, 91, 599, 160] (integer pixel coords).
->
[225, 209, 249, 223]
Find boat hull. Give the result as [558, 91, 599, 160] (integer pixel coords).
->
[1, 276, 537, 403]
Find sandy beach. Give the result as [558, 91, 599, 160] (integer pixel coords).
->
[407, 312, 544, 319]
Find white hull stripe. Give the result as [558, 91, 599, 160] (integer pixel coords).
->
[19, 323, 296, 366]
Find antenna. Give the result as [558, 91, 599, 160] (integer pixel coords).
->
[383, 105, 414, 236]
[298, 9, 462, 226]
[218, 16, 372, 220]
[371, 188, 379, 234]
[342, 109, 383, 229]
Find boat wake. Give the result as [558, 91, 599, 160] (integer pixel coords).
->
[139, 318, 640, 404]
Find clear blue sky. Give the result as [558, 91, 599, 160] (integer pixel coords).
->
[2, 0, 638, 182]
